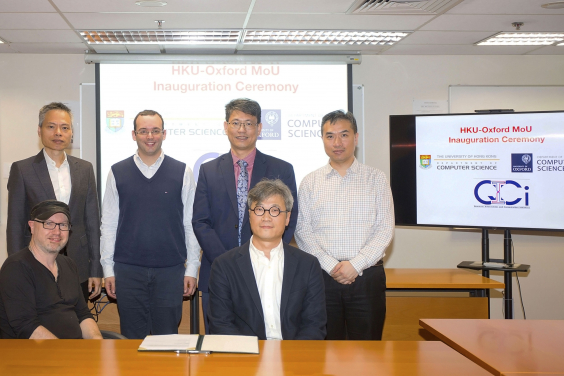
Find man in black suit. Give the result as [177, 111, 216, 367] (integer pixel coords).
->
[208, 179, 326, 340]
[193, 98, 298, 332]
[6, 102, 102, 302]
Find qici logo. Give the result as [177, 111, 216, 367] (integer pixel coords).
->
[474, 180, 530, 206]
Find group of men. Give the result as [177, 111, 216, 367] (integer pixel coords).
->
[0, 98, 394, 342]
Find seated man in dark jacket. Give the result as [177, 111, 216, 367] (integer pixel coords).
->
[208, 179, 326, 340]
[0, 200, 102, 339]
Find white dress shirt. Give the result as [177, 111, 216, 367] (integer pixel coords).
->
[100, 150, 201, 278]
[249, 237, 284, 340]
[295, 158, 394, 275]
[43, 149, 71, 204]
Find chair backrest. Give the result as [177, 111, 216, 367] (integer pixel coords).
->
[100, 330, 127, 339]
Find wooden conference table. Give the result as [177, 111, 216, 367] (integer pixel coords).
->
[92, 268, 504, 340]
[0, 339, 493, 376]
[420, 319, 564, 375]
[384, 268, 504, 340]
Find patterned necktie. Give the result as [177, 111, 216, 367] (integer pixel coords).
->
[236, 160, 249, 246]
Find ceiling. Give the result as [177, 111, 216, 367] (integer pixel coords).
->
[0, 0, 563, 55]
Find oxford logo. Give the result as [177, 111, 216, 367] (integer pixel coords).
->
[265, 111, 279, 127]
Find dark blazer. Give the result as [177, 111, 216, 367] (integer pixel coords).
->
[208, 242, 326, 340]
[6, 150, 102, 282]
[192, 149, 298, 292]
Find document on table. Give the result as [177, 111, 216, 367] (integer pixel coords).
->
[138, 334, 259, 354]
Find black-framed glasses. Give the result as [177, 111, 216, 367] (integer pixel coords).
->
[33, 219, 71, 231]
[227, 121, 258, 130]
[135, 128, 164, 136]
[249, 206, 289, 217]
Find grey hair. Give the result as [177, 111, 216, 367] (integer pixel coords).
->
[38, 102, 73, 128]
[247, 179, 294, 212]
[321, 110, 358, 135]
[133, 109, 164, 130]
[225, 98, 261, 123]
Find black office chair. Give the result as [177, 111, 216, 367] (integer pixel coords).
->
[100, 330, 128, 339]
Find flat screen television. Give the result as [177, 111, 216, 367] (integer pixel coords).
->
[389, 111, 564, 231]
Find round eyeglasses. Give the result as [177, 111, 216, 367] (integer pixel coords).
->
[249, 206, 289, 217]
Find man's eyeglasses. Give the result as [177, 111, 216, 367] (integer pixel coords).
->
[33, 220, 72, 231]
[135, 129, 163, 136]
[227, 121, 258, 130]
[249, 206, 289, 217]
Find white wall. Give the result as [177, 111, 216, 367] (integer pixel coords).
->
[0, 54, 95, 265]
[1, 54, 563, 320]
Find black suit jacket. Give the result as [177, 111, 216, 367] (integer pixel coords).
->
[192, 149, 298, 292]
[6, 150, 102, 282]
[208, 242, 326, 340]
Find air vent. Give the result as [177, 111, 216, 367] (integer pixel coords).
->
[346, 0, 463, 15]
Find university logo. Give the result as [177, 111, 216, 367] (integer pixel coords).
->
[474, 180, 530, 206]
[511, 153, 533, 173]
[419, 155, 431, 169]
[259, 110, 281, 141]
[106, 110, 124, 132]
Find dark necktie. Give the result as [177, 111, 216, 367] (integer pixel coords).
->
[236, 160, 249, 246]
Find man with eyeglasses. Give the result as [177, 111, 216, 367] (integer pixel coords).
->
[295, 110, 394, 341]
[193, 98, 298, 333]
[0, 200, 103, 339]
[7, 102, 103, 304]
[208, 179, 325, 340]
[100, 109, 200, 339]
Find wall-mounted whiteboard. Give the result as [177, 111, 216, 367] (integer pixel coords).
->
[449, 85, 564, 113]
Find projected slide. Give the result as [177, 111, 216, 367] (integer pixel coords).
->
[99, 63, 348, 197]
[415, 112, 564, 229]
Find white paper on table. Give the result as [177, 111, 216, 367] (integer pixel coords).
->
[139, 334, 200, 351]
[201, 335, 259, 354]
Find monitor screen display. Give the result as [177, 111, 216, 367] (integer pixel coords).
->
[390, 111, 564, 231]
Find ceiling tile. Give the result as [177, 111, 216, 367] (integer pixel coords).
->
[398, 31, 494, 45]
[247, 14, 434, 30]
[65, 12, 247, 29]
[382, 44, 539, 55]
[421, 14, 564, 32]
[0, 43, 19, 53]
[53, 0, 252, 12]
[9, 43, 87, 53]
[0, 13, 70, 29]
[0, 30, 82, 43]
[526, 46, 564, 55]
[253, 0, 353, 13]
[0, 0, 56, 12]
[448, 0, 564, 15]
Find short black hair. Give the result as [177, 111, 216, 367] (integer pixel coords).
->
[133, 110, 164, 130]
[321, 110, 357, 135]
[225, 98, 261, 123]
[38, 102, 73, 128]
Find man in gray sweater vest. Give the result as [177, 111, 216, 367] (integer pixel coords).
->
[100, 110, 200, 339]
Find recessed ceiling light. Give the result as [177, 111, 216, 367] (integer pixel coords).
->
[135, 1, 167, 7]
[79, 30, 240, 44]
[243, 30, 411, 45]
[541, 1, 564, 9]
[477, 32, 564, 46]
